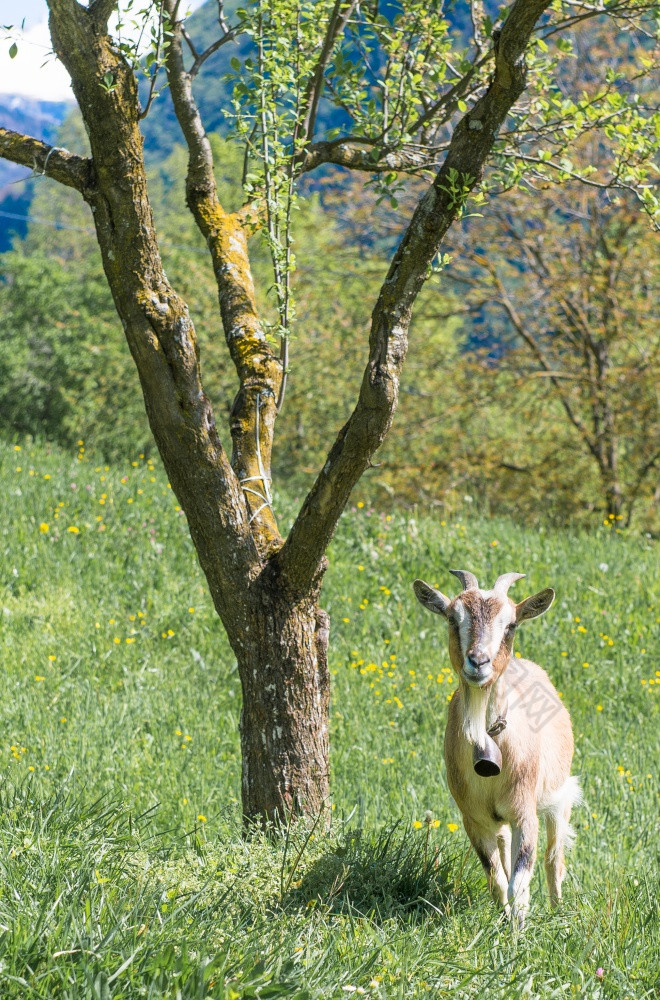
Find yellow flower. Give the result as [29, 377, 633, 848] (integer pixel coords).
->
[114, 638, 121, 645]
[413, 820, 423, 829]
[39, 523, 49, 533]
[197, 814, 207, 823]
[491, 540, 498, 547]
[67, 526, 80, 534]
[34, 675, 45, 682]
[48, 655, 56, 662]
[596, 705, 603, 711]
[357, 501, 364, 508]
[583, 662, 589, 668]
[188, 607, 195, 614]
[125, 637, 135, 644]
[447, 823, 459, 833]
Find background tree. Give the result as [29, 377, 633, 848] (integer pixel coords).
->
[438, 188, 659, 526]
[0, 0, 656, 823]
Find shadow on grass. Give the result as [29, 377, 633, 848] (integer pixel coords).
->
[280, 822, 483, 923]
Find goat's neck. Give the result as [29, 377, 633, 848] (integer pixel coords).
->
[459, 668, 510, 748]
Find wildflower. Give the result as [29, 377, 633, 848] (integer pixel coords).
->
[34, 675, 45, 682]
[357, 501, 364, 509]
[39, 522, 49, 533]
[447, 823, 459, 833]
[197, 814, 207, 823]
[188, 607, 195, 613]
[491, 540, 498, 546]
[595, 968, 604, 980]
[67, 526, 80, 534]
[596, 705, 603, 712]
[48, 655, 56, 662]
[413, 820, 423, 829]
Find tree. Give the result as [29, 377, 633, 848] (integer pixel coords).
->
[0, 0, 656, 824]
[440, 189, 659, 524]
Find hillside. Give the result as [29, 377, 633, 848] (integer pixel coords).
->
[0, 436, 657, 996]
[0, 96, 72, 249]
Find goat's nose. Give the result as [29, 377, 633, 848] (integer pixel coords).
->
[467, 649, 490, 669]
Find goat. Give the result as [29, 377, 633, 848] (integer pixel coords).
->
[413, 569, 580, 927]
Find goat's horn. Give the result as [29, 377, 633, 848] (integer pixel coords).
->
[449, 569, 479, 591]
[493, 572, 526, 595]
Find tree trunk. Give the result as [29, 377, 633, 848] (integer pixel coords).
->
[229, 568, 331, 824]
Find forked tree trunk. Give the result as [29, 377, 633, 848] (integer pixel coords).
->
[229, 573, 331, 822]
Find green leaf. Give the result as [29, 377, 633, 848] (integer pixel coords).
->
[8, 41, 17, 59]
[457, 99, 467, 113]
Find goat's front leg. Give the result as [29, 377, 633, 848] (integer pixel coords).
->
[463, 818, 510, 914]
[508, 816, 539, 928]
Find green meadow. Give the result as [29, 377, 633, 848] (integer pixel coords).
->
[0, 439, 657, 999]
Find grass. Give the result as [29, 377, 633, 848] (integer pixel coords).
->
[0, 438, 658, 998]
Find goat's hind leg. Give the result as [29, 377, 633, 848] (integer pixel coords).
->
[544, 811, 566, 907]
[464, 818, 510, 913]
[544, 777, 580, 907]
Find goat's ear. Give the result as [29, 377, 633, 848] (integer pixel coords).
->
[413, 579, 451, 617]
[516, 588, 555, 622]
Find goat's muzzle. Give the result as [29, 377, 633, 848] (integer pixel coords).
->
[473, 734, 502, 777]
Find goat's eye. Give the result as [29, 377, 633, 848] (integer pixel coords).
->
[506, 622, 517, 633]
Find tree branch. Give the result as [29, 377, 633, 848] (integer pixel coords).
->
[0, 129, 93, 194]
[300, 0, 359, 143]
[88, 0, 118, 29]
[45, 0, 260, 610]
[162, 0, 283, 557]
[276, 0, 554, 593]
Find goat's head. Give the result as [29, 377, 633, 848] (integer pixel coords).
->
[413, 570, 555, 689]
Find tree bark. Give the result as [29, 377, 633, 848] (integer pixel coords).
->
[233, 571, 331, 823]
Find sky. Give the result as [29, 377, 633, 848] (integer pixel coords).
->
[0, 0, 205, 101]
